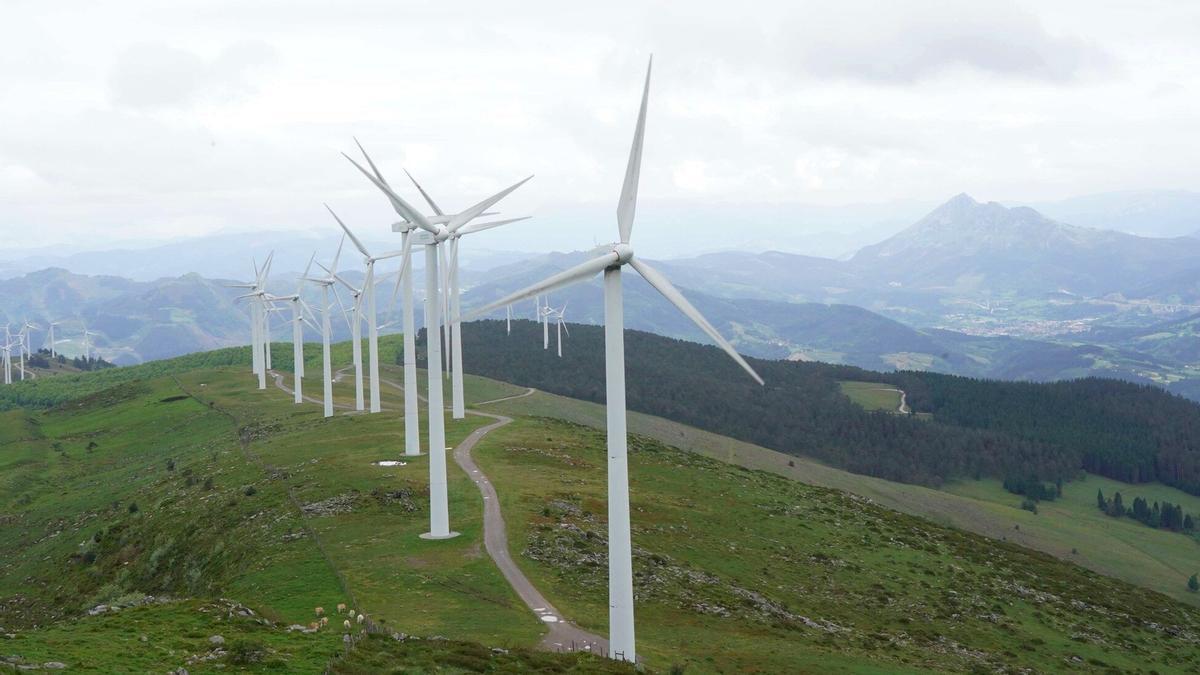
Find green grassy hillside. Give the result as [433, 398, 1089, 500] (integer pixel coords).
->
[2, 346, 1199, 671]
[482, 379, 1200, 608]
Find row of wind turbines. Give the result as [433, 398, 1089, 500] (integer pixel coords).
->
[0, 320, 99, 384]
[236, 57, 761, 664]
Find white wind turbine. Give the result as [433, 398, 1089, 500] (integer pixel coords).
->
[344, 142, 531, 537]
[540, 300, 553, 350]
[81, 324, 98, 362]
[553, 302, 569, 358]
[327, 266, 367, 411]
[45, 321, 59, 357]
[397, 169, 530, 419]
[0, 340, 11, 385]
[468, 58, 763, 663]
[325, 206, 408, 415]
[1, 325, 11, 384]
[230, 253, 274, 390]
[265, 262, 316, 407]
[301, 241, 344, 419]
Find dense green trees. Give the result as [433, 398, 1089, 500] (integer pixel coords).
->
[452, 320, 1200, 494]
[1097, 491, 1197, 534]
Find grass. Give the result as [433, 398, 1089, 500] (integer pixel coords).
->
[942, 475, 1200, 602]
[0, 362, 542, 670]
[839, 380, 903, 412]
[4, 340, 1200, 671]
[483, 378, 1200, 607]
[472, 416, 1200, 673]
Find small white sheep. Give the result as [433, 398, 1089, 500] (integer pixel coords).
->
[356, 613, 364, 625]
[343, 619, 351, 631]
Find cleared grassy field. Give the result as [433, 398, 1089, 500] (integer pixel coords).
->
[472, 415, 1200, 673]
[838, 380, 903, 412]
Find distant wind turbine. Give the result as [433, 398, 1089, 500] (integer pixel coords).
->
[553, 302, 569, 357]
[326, 205, 407, 415]
[302, 239, 345, 419]
[468, 57, 763, 663]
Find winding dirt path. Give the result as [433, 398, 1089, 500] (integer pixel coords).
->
[268, 369, 608, 654]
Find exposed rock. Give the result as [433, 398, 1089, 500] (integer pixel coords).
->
[208, 635, 224, 646]
[301, 493, 358, 517]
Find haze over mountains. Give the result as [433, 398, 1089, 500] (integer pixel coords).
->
[6, 191, 1200, 398]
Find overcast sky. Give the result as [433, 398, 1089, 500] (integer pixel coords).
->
[1, 0, 1198, 257]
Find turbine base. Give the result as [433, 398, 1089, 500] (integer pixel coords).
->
[420, 531, 461, 541]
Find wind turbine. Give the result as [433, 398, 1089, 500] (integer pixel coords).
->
[15, 329, 26, 380]
[302, 239, 344, 419]
[387, 168, 530, 419]
[0, 339, 11, 385]
[231, 254, 274, 390]
[344, 142, 531, 537]
[325, 205, 407, 415]
[45, 321, 59, 357]
[468, 58, 763, 663]
[265, 261, 316, 407]
[540, 300, 553, 350]
[506, 304, 512, 334]
[553, 302, 569, 357]
[1, 325, 11, 385]
[327, 266, 367, 412]
[81, 324, 98, 362]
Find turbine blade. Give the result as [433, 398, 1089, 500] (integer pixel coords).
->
[465, 252, 615, 321]
[342, 152, 437, 234]
[404, 169, 444, 216]
[447, 176, 534, 232]
[629, 257, 763, 385]
[617, 56, 652, 245]
[332, 285, 353, 333]
[331, 233, 346, 276]
[354, 137, 391, 187]
[458, 216, 531, 236]
[325, 204, 371, 257]
[330, 271, 359, 293]
[298, 252, 316, 295]
[258, 251, 275, 287]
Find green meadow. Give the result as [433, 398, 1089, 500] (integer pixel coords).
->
[0, 338, 1198, 671]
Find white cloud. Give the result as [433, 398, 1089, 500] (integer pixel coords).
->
[108, 41, 276, 109]
[0, 0, 1197, 257]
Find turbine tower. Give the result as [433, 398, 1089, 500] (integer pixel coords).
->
[468, 57, 763, 663]
[328, 267, 367, 411]
[344, 144, 531, 538]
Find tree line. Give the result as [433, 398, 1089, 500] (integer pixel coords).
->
[1097, 489, 1196, 533]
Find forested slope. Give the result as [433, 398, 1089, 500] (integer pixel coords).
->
[455, 320, 1200, 494]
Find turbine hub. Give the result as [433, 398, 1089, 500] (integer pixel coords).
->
[612, 243, 634, 265]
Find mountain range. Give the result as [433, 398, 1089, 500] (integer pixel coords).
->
[8, 192, 1200, 399]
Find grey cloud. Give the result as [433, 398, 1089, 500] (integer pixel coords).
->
[108, 40, 277, 109]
